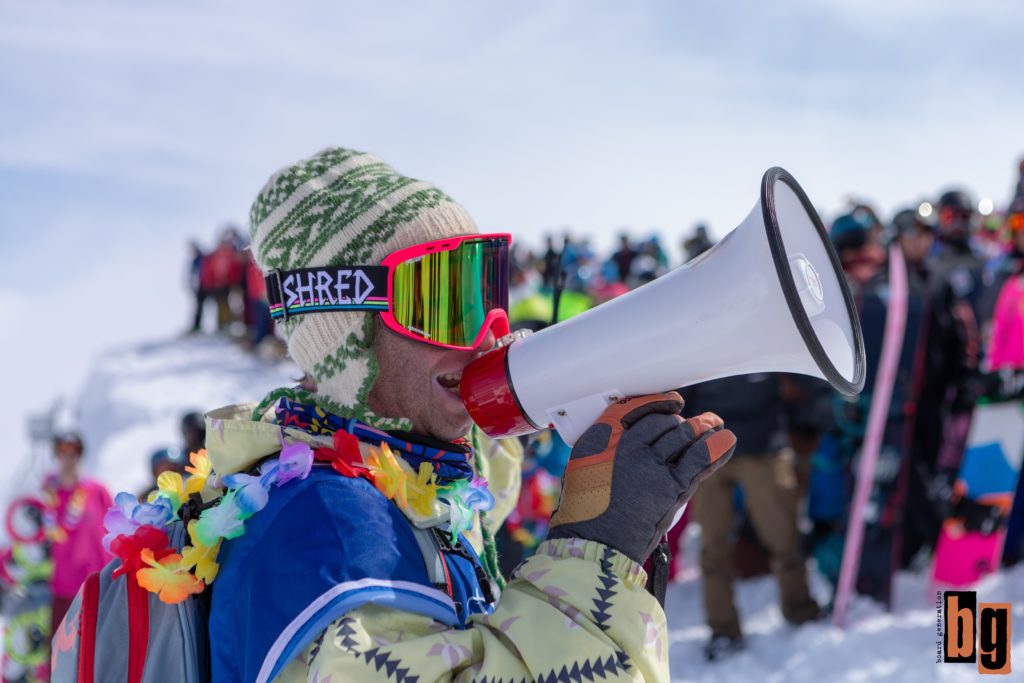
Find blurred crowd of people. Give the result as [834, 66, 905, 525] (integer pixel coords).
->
[186, 225, 277, 352]
[0, 413, 206, 682]
[0, 433, 111, 682]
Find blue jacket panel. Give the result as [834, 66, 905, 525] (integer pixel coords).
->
[209, 467, 461, 683]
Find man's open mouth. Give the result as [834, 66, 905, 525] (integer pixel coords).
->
[436, 372, 461, 394]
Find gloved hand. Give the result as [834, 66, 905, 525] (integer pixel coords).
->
[547, 391, 736, 564]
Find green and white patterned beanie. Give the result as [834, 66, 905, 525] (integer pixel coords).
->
[248, 147, 476, 428]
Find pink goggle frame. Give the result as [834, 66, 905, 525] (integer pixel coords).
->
[378, 233, 512, 351]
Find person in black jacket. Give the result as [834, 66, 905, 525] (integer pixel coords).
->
[903, 190, 985, 562]
[687, 373, 820, 660]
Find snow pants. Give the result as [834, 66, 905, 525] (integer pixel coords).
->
[691, 450, 818, 638]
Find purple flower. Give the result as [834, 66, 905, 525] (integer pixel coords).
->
[102, 507, 137, 551]
[101, 492, 175, 551]
[276, 434, 313, 486]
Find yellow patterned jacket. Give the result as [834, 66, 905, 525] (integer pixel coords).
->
[204, 404, 668, 682]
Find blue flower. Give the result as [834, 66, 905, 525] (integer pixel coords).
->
[221, 472, 270, 516]
[101, 492, 175, 550]
[192, 491, 248, 546]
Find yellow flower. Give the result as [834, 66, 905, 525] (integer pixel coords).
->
[180, 521, 222, 584]
[157, 471, 185, 510]
[364, 443, 409, 510]
[406, 462, 439, 517]
[184, 450, 212, 496]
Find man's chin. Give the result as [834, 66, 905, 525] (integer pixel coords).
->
[423, 412, 474, 443]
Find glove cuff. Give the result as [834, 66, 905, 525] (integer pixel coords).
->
[530, 538, 648, 590]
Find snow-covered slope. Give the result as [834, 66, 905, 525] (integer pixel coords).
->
[666, 524, 1024, 682]
[72, 335, 297, 497]
[26, 334, 1024, 681]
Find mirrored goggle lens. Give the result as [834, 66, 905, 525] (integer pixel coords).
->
[392, 237, 509, 347]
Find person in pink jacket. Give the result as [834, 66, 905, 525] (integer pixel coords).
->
[43, 432, 112, 635]
[985, 203, 1024, 370]
[988, 274, 1024, 370]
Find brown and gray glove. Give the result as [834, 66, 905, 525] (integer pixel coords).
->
[547, 391, 736, 564]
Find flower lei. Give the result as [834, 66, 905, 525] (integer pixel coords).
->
[105, 430, 497, 604]
[317, 429, 496, 543]
[40, 480, 89, 544]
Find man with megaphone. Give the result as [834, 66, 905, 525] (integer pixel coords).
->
[188, 147, 739, 683]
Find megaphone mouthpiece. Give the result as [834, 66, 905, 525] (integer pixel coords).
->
[460, 342, 542, 437]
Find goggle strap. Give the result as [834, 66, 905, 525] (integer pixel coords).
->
[265, 265, 390, 321]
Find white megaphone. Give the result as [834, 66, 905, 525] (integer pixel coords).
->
[460, 167, 866, 445]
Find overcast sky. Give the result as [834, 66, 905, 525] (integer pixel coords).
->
[1, 0, 1022, 481]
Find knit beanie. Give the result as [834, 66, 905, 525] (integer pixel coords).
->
[248, 147, 476, 428]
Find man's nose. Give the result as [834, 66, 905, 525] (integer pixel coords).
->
[475, 327, 498, 354]
[473, 309, 510, 354]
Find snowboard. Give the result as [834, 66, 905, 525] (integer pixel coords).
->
[833, 245, 917, 624]
[932, 273, 1024, 585]
[845, 281, 924, 608]
[1003, 464, 1024, 565]
[809, 246, 923, 614]
[1, 497, 53, 683]
[985, 275, 1024, 567]
[931, 398, 1024, 586]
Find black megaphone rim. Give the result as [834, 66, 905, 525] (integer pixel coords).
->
[760, 167, 867, 396]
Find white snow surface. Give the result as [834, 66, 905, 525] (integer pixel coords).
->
[13, 334, 1024, 680]
[56, 335, 297, 498]
[666, 524, 1024, 681]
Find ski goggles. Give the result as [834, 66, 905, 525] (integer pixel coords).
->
[266, 233, 511, 350]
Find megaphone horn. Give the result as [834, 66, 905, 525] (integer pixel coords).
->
[461, 167, 866, 445]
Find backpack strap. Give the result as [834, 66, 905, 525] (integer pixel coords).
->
[125, 576, 150, 683]
[77, 572, 100, 683]
[409, 524, 497, 625]
[410, 525, 452, 597]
